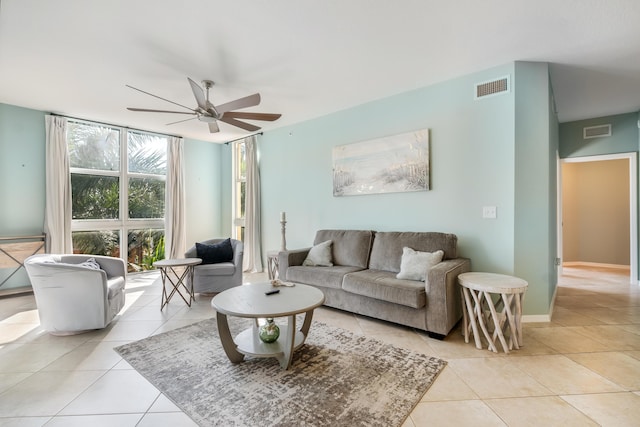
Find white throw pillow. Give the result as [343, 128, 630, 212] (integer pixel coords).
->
[396, 247, 444, 281]
[303, 240, 334, 267]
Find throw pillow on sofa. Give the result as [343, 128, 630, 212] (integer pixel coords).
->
[196, 239, 234, 264]
[303, 240, 333, 266]
[396, 247, 444, 281]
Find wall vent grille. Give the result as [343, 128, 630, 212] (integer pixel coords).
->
[583, 124, 612, 139]
[474, 76, 510, 100]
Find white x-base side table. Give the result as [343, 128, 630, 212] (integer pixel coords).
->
[154, 258, 202, 310]
[458, 272, 528, 354]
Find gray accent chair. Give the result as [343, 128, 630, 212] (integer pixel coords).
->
[24, 254, 126, 335]
[279, 230, 471, 338]
[185, 238, 244, 294]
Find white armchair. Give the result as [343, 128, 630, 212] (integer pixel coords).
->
[25, 254, 126, 335]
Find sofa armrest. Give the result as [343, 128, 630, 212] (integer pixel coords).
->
[424, 257, 471, 336]
[278, 248, 311, 279]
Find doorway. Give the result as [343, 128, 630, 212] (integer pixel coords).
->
[558, 153, 637, 285]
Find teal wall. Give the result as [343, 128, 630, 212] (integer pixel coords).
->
[183, 138, 224, 246]
[559, 112, 639, 159]
[220, 143, 233, 236]
[513, 62, 558, 314]
[0, 104, 46, 289]
[0, 104, 46, 236]
[0, 103, 220, 288]
[259, 61, 558, 316]
[1, 61, 562, 315]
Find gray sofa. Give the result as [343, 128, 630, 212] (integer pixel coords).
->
[278, 230, 470, 338]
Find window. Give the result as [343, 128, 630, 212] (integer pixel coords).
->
[232, 141, 246, 241]
[67, 120, 167, 272]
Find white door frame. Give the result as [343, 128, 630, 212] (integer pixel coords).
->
[559, 152, 638, 285]
[556, 151, 563, 277]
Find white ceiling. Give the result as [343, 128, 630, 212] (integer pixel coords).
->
[1, 0, 639, 143]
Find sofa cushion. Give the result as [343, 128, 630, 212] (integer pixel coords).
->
[396, 248, 444, 281]
[196, 239, 233, 264]
[286, 265, 365, 289]
[342, 269, 426, 309]
[369, 232, 458, 273]
[314, 230, 374, 268]
[303, 240, 333, 266]
[193, 262, 236, 276]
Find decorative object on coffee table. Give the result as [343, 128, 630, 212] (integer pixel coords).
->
[458, 272, 528, 353]
[258, 318, 280, 343]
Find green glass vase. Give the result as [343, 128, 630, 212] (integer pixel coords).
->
[258, 318, 280, 343]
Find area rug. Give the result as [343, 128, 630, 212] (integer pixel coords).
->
[115, 318, 446, 427]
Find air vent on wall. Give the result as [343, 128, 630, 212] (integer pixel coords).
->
[474, 76, 510, 100]
[583, 124, 611, 139]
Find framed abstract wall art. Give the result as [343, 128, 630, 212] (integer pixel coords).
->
[332, 128, 429, 196]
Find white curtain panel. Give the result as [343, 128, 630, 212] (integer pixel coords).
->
[165, 136, 186, 259]
[43, 115, 73, 254]
[243, 135, 263, 272]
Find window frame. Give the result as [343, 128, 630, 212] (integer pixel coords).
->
[232, 140, 246, 240]
[67, 118, 167, 269]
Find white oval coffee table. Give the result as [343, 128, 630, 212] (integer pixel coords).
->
[211, 282, 325, 369]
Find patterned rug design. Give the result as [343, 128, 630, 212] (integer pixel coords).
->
[115, 318, 446, 427]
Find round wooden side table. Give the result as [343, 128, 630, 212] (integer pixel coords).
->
[458, 272, 528, 353]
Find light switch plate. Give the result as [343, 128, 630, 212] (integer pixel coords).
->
[483, 206, 497, 219]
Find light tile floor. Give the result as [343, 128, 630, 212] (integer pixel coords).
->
[0, 266, 639, 426]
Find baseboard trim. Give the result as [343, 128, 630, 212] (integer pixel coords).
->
[522, 314, 551, 323]
[0, 286, 33, 298]
[563, 261, 630, 270]
[522, 284, 557, 324]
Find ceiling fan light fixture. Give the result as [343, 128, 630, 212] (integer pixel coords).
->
[197, 114, 217, 123]
[126, 77, 280, 134]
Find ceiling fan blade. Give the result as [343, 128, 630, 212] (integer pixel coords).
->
[208, 121, 220, 133]
[166, 117, 198, 126]
[126, 85, 194, 112]
[222, 111, 281, 121]
[216, 93, 261, 114]
[219, 116, 261, 132]
[128, 107, 195, 115]
[187, 78, 207, 110]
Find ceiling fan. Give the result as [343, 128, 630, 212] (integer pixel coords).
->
[126, 78, 281, 133]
